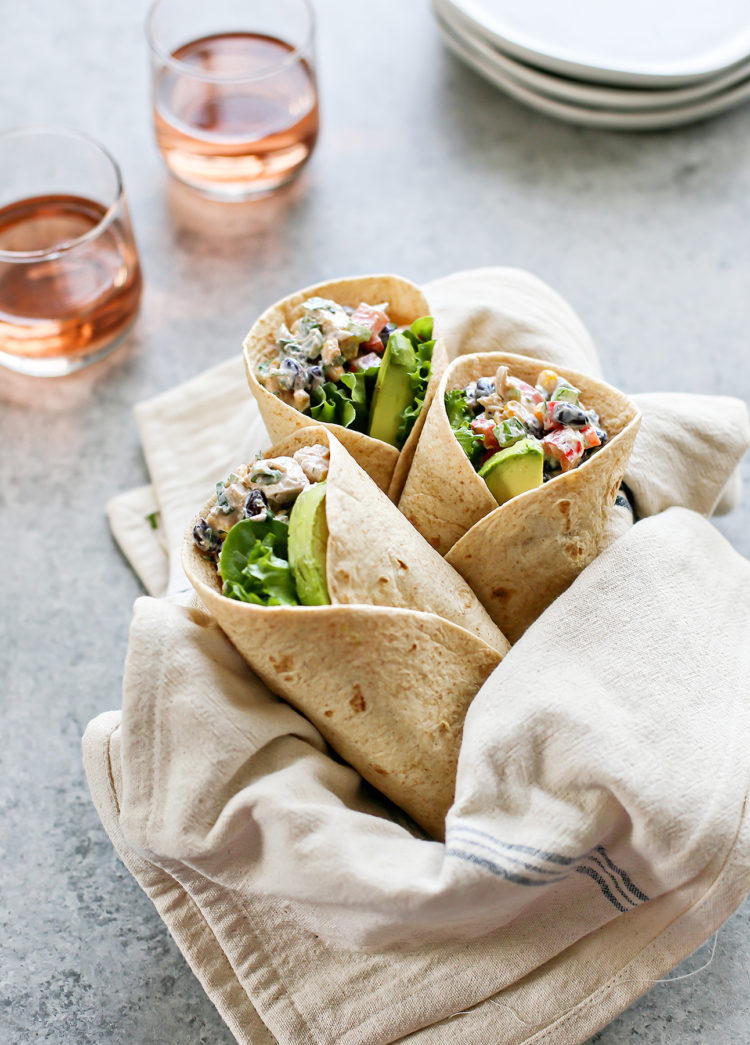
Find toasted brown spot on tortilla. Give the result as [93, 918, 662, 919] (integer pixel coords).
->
[182, 425, 510, 841]
[557, 499, 572, 532]
[269, 654, 294, 673]
[349, 687, 366, 713]
[396, 559, 408, 570]
[491, 586, 514, 601]
[565, 542, 584, 560]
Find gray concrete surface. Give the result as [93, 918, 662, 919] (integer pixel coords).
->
[1, 1, 749, 1042]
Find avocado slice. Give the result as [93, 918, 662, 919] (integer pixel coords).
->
[288, 481, 330, 605]
[478, 438, 544, 506]
[367, 331, 416, 447]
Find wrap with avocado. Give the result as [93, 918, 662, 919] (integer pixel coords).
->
[242, 275, 448, 502]
[398, 352, 641, 643]
[183, 426, 509, 839]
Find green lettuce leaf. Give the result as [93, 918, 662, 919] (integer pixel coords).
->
[309, 366, 379, 432]
[219, 518, 299, 606]
[444, 387, 472, 428]
[408, 315, 434, 342]
[394, 317, 436, 450]
[444, 389, 483, 467]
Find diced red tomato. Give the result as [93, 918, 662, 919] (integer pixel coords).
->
[542, 428, 584, 472]
[349, 352, 381, 372]
[365, 335, 385, 352]
[580, 424, 601, 449]
[480, 448, 497, 466]
[470, 417, 499, 451]
[514, 379, 543, 405]
[350, 303, 390, 353]
[351, 303, 389, 335]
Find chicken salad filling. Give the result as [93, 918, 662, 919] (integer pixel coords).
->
[256, 297, 435, 450]
[193, 443, 331, 607]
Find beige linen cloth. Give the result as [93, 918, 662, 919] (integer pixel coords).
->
[85, 269, 750, 1044]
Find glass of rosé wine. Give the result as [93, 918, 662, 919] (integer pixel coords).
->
[0, 127, 143, 377]
[146, 0, 319, 200]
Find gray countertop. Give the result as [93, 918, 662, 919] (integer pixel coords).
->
[2, 1, 749, 1042]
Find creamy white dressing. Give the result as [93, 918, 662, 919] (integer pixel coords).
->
[250, 456, 310, 508]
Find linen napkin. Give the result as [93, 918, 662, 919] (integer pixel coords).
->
[87, 268, 750, 1044]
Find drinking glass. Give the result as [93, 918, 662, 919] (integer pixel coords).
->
[0, 127, 143, 377]
[146, 0, 319, 200]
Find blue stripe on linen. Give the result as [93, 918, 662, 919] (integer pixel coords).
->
[574, 865, 629, 913]
[445, 827, 648, 913]
[448, 827, 569, 877]
[444, 848, 568, 886]
[448, 825, 582, 866]
[594, 846, 650, 902]
[583, 853, 639, 908]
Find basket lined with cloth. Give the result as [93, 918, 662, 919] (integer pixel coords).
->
[86, 268, 750, 1044]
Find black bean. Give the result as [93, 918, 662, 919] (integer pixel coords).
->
[306, 364, 324, 391]
[193, 519, 223, 556]
[281, 356, 308, 391]
[379, 322, 396, 349]
[476, 377, 495, 397]
[594, 426, 608, 445]
[551, 402, 589, 428]
[244, 489, 268, 518]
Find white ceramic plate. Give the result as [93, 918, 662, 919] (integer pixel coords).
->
[437, 16, 750, 129]
[439, 0, 750, 87]
[434, 0, 750, 112]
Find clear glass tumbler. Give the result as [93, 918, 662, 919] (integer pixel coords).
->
[146, 0, 319, 200]
[0, 127, 143, 377]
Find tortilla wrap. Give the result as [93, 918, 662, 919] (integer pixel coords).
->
[183, 427, 509, 839]
[242, 275, 448, 502]
[398, 352, 642, 643]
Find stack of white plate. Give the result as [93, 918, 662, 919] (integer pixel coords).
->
[433, 0, 750, 129]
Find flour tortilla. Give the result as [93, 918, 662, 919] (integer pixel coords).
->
[242, 275, 448, 502]
[183, 427, 508, 839]
[398, 352, 641, 643]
